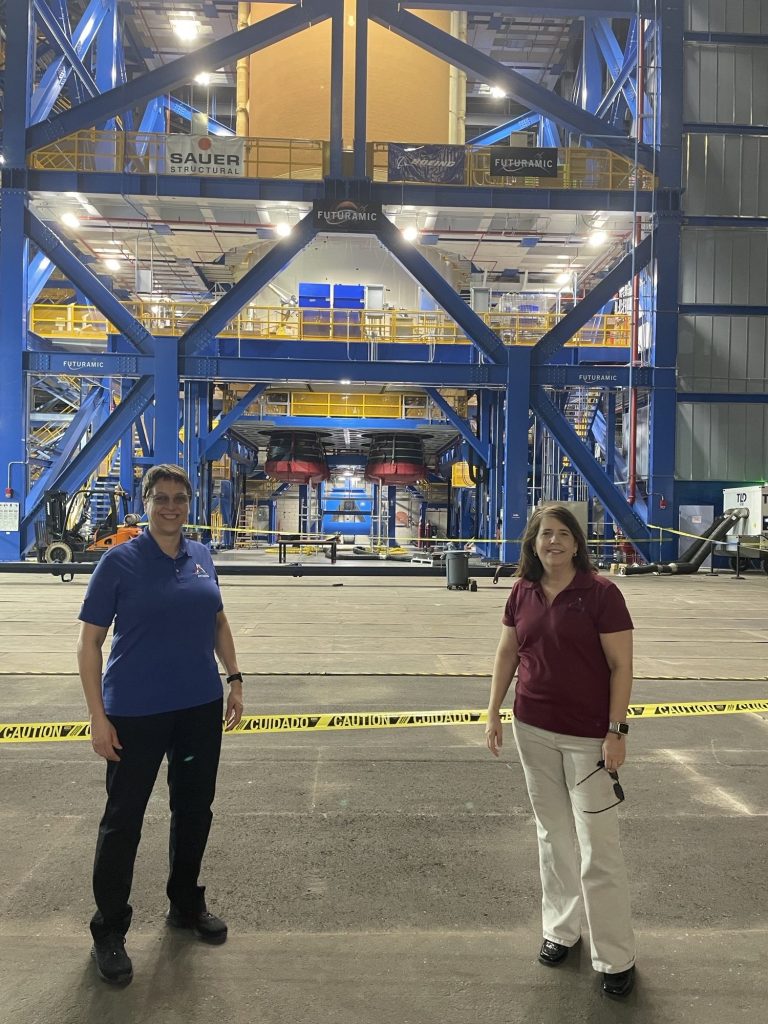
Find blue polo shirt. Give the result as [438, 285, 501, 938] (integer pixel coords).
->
[79, 530, 224, 716]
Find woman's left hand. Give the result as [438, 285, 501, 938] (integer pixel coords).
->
[602, 732, 626, 772]
[225, 682, 244, 732]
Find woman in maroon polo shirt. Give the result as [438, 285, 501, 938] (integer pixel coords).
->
[485, 503, 636, 999]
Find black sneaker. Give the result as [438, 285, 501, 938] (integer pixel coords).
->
[602, 965, 636, 998]
[166, 906, 228, 945]
[90, 933, 133, 985]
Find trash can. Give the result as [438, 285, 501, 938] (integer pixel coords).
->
[445, 550, 470, 590]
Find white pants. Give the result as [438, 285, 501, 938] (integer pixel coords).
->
[513, 719, 636, 974]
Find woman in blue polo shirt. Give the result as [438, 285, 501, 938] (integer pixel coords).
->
[77, 464, 244, 986]
[485, 503, 636, 999]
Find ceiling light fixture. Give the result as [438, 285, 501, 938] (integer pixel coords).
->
[556, 272, 571, 286]
[104, 258, 121, 272]
[402, 225, 418, 243]
[589, 229, 608, 247]
[172, 19, 199, 42]
[194, 72, 211, 86]
[61, 212, 81, 229]
[490, 86, 507, 99]
[340, 379, 351, 385]
[275, 222, 292, 237]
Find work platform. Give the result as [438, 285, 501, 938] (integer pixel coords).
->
[1, 571, 767, 1023]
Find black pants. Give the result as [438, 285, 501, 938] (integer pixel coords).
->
[90, 698, 223, 941]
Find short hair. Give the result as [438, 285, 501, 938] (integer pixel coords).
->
[516, 503, 595, 581]
[141, 464, 193, 503]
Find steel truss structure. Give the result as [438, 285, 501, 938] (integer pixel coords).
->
[0, 0, 684, 562]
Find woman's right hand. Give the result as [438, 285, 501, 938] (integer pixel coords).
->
[485, 710, 503, 757]
[90, 714, 122, 762]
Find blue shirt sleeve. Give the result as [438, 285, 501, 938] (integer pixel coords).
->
[78, 550, 121, 627]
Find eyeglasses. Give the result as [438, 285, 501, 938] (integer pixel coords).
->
[575, 759, 625, 814]
[148, 493, 189, 507]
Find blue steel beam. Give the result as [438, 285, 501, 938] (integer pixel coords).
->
[27, 0, 335, 151]
[424, 388, 490, 463]
[375, 215, 508, 365]
[403, 2, 655, 13]
[369, 0, 654, 170]
[353, 0, 369, 176]
[25, 211, 156, 357]
[33, 0, 99, 100]
[591, 18, 637, 116]
[30, 0, 108, 124]
[167, 97, 234, 136]
[468, 111, 540, 147]
[531, 386, 650, 550]
[185, 357, 510, 388]
[596, 23, 637, 121]
[202, 384, 268, 459]
[180, 213, 317, 357]
[19, 377, 156, 545]
[24, 384, 105, 514]
[24, 169, 660, 211]
[532, 232, 655, 365]
[28, 252, 55, 304]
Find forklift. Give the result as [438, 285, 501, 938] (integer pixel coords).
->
[35, 487, 142, 563]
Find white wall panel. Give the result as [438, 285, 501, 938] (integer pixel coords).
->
[676, 402, 768, 480]
[686, 0, 768, 33]
[678, 316, 768, 392]
[684, 44, 768, 124]
[681, 228, 768, 305]
[684, 134, 768, 215]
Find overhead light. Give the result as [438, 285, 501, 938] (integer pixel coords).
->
[275, 222, 292, 237]
[556, 254, 569, 260]
[589, 229, 608, 247]
[194, 72, 211, 86]
[490, 86, 507, 99]
[402, 225, 418, 243]
[0, 155, 5, 165]
[104, 258, 121, 272]
[556, 272, 571, 286]
[61, 212, 80, 229]
[172, 19, 199, 42]
[340, 379, 351, 385]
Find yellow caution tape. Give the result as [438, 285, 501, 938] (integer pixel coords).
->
[2, 699, 768, 742]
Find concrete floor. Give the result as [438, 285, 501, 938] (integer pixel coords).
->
[1, 568, 767, 1024]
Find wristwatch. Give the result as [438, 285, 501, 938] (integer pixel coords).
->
[226, 672, 243, 684]
[608, 721, 629, 736]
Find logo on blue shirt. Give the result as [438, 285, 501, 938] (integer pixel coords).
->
[194, 563, 210, 579]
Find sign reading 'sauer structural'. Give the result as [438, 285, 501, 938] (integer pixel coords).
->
[388, 143, 466, 184]
[167, 135, 245, 176]
[490, 147, 559, 178]
[313, 200, 382, 231]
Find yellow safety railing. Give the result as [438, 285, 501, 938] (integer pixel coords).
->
[28, 132, 654, 191]
[29, 303, 631, 347]
[290, 392, 428, 418]
[373, 144, 656, 191]
[28, 131, 326, 180]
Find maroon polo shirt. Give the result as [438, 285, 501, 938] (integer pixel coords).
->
[501, 570, 633, 738]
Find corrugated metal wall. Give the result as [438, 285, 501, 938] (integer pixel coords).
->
[676, 1, 768, 482]
[676, 403, 768, 481]
[683, 135, 768, 216]
[686, 0, 768, 34]
[680, 228, 768, 305]
[684, 44, 768, 124]
[678, 316, 768, 393]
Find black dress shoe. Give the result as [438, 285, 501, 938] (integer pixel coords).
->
[602, 965, 635, 997]
[166, 906, 228, 945]
[91, 933, 133, 985]
[538, 939, 570, 965]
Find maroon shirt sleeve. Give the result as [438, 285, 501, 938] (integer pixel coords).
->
[501, 582, 519, 627]
[595, 580, 633, 633]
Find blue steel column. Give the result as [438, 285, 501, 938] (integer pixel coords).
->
[649, 0, 684, 561]
[501, 349, 532, 563]
[353, 0, 369, 176]
[0, 1, 33, 560]
[154, 337, 180, 465]
[329, 0, 344, 177]
[387, 486, 397, 548]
